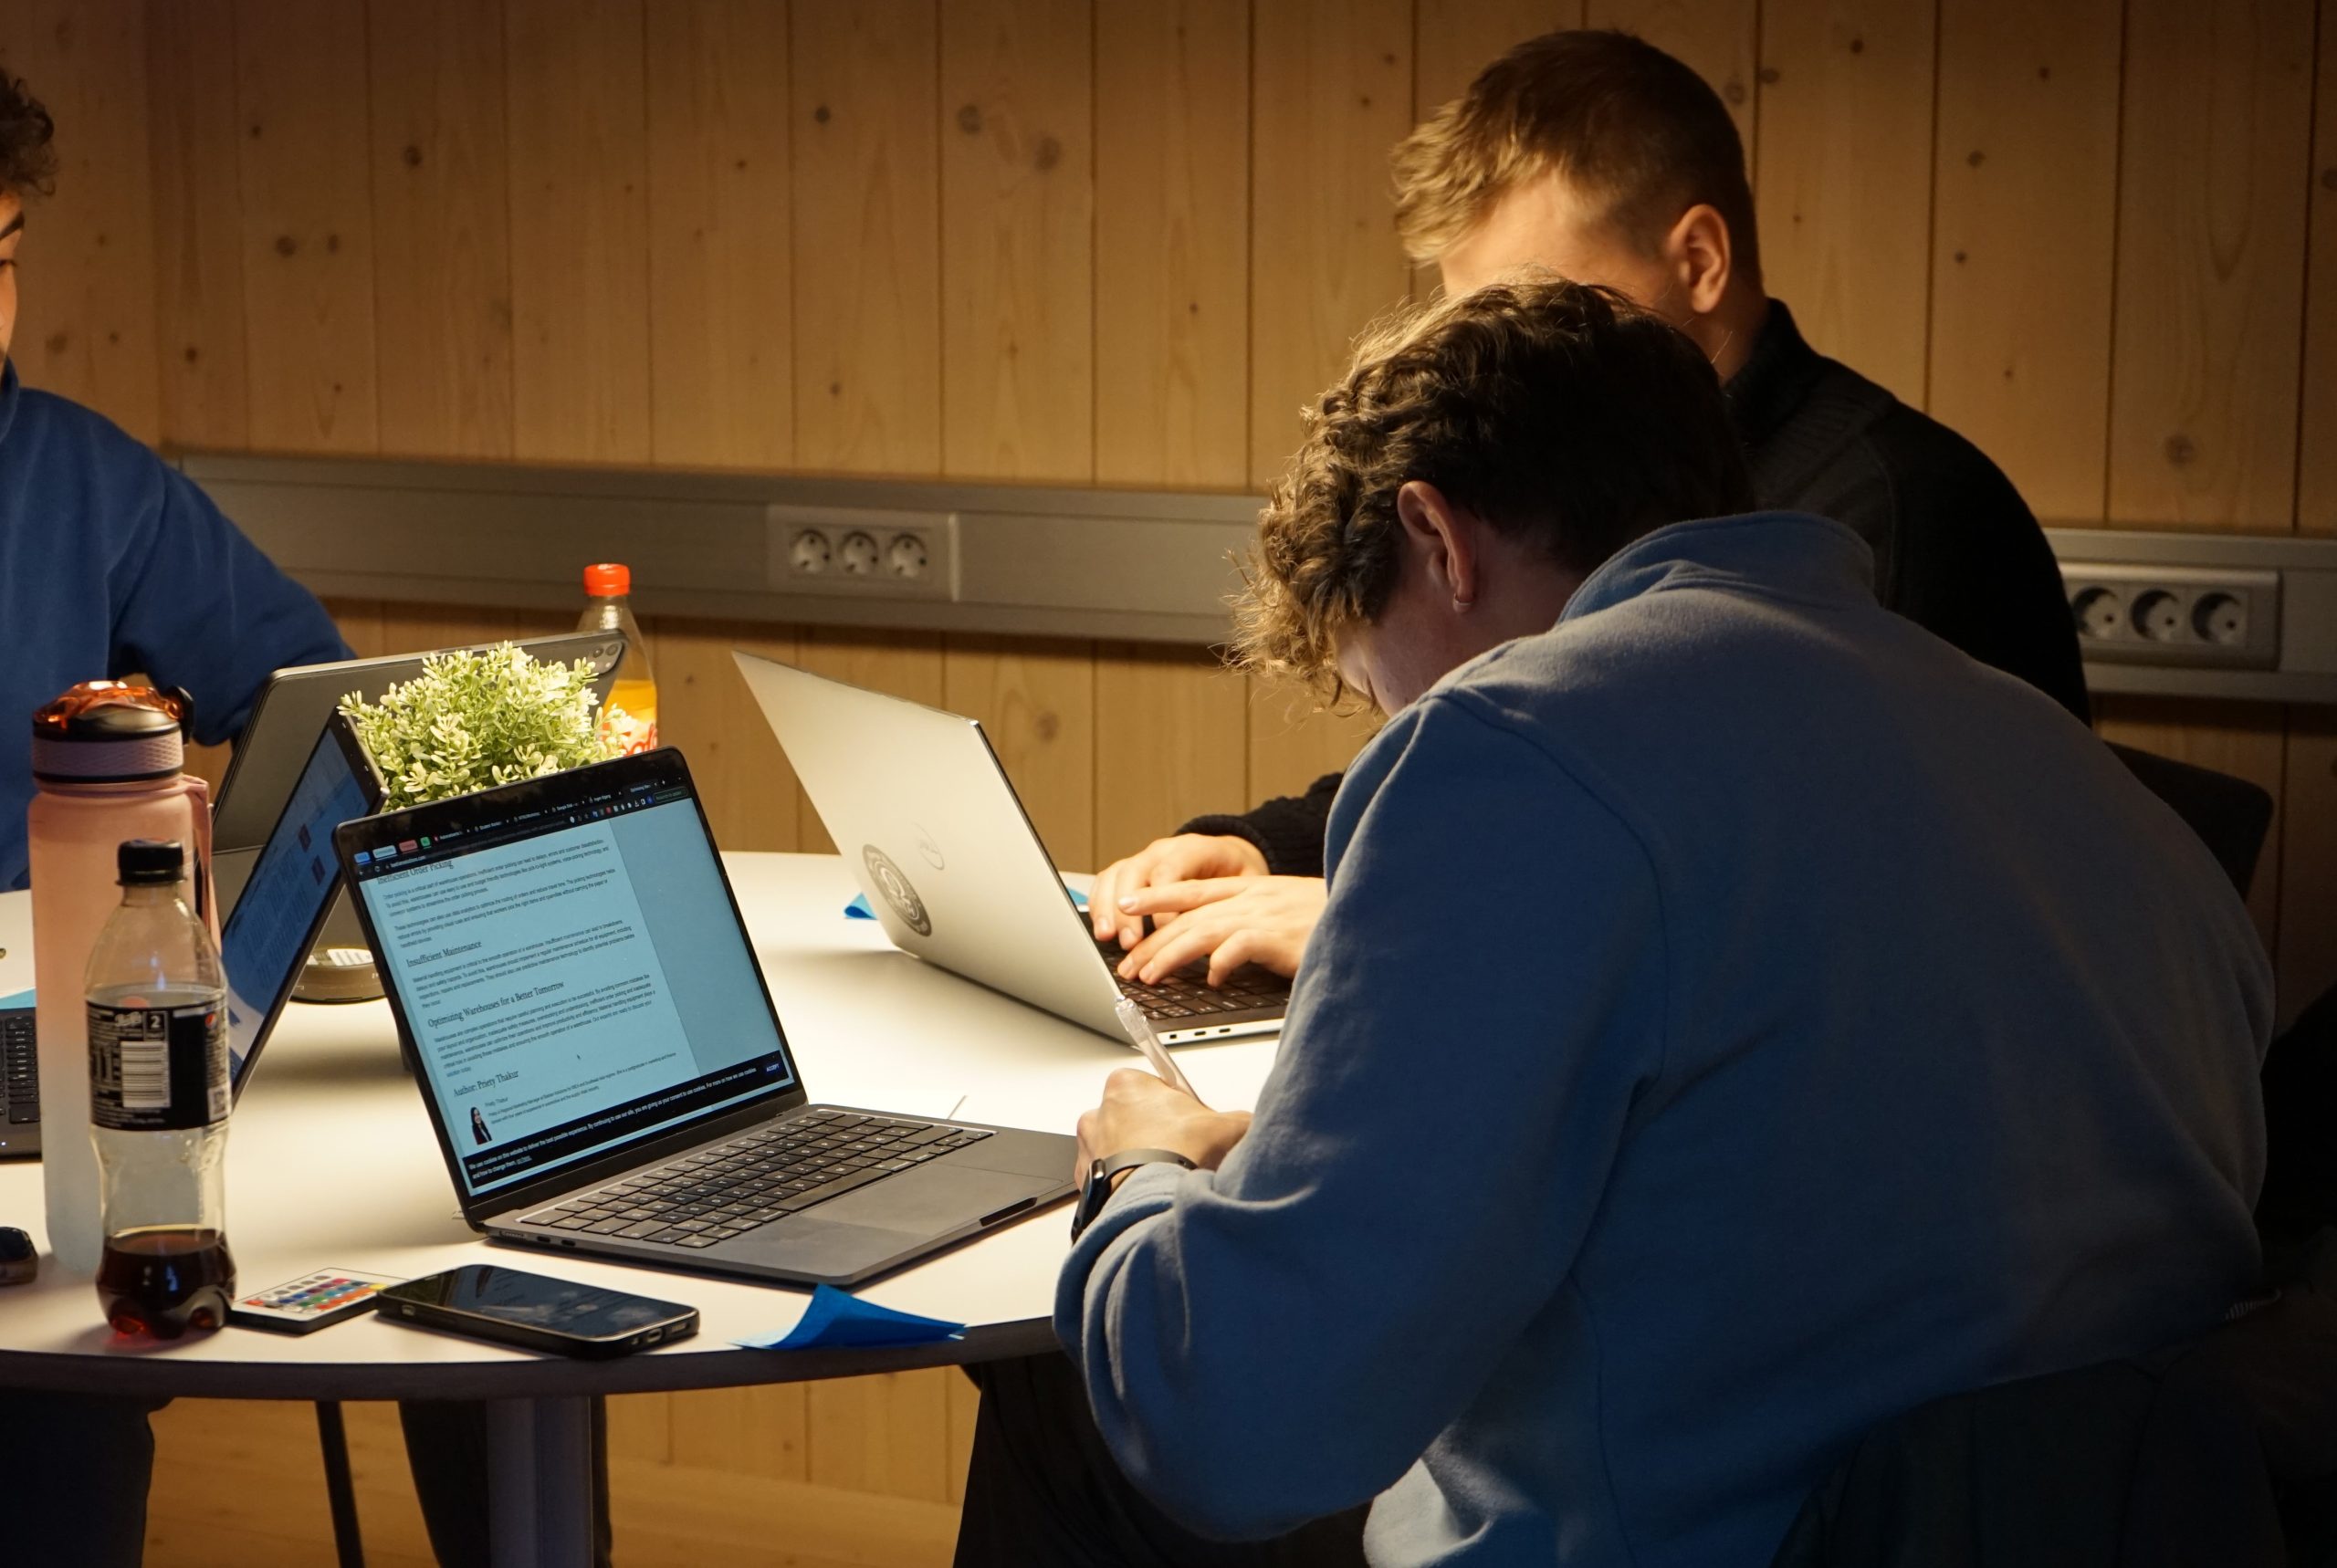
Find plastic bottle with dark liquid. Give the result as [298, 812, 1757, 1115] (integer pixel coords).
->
[86, 841, 235, 1339]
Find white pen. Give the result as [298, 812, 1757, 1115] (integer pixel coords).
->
[1114, 997, 1198, 1099]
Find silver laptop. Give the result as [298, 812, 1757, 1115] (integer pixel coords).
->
[732, 652, 1289, 1048]
[212, 631, 628, 915]
[335, 747, 1075, 1287]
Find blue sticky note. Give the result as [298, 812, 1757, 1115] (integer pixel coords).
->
[735, 1284, 966, 1351]
[0, 989, 31, 1009]
[846, 885, 1085, 919]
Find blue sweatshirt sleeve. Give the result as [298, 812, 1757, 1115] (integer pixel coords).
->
[110, 462, 349, 746]
[1055, 692, 1669, 1540]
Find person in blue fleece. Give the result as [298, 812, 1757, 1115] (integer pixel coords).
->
[0, 80, 345, 892]
[954, 280, 2269, 1565]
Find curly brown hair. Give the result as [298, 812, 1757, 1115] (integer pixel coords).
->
[1392, 30, 1759, 284]
[1231, 277, 1753, 700]
[0, 73, 57, 198]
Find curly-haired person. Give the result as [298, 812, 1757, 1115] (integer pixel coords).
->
[955, 278, 2268, 1568]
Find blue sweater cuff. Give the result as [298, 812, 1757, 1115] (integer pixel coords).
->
[1053, 1162, 1191, 1352]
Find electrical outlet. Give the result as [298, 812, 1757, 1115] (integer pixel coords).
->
[766, 506, 954, 600]
[2057, 563, 2279, 670]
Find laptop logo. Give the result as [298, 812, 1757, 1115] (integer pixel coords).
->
[862, 845, 932, 936]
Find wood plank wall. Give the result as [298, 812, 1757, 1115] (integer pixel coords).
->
[6, 2, 2332, 1561]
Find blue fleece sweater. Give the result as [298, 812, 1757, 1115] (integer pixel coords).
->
[0, 364, 347, 889]
[1060, 512, 2270, 1566]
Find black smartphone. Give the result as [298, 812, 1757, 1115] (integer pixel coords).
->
[375, 1264, 697, 1358]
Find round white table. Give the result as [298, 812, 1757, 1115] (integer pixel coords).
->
[0, 853, 1279, 1563]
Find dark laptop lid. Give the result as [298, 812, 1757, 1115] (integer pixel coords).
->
[334, 749, 804, 1220]
[220, 712, 384, 1099]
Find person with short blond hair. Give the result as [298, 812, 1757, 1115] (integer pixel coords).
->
[957, 277, 2265, 1568]
[1089, 27, 2089, 990]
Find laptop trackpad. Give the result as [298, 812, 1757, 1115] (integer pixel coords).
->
[814, 1164, 1053, 1234]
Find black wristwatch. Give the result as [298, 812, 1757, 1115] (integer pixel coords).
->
[1070, 1148, 1198, 1239]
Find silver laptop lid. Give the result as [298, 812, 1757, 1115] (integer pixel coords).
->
[731, 651, 1129, 1043]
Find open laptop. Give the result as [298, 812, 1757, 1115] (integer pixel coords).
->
[334, 747, 1076, 1287]
[0, 898, 33, 1157]
[213, 631, 627, 915]
[219, 712, 387, 1093]
[731, 652, 1289, 1048]
[0, 711, 385, 1157]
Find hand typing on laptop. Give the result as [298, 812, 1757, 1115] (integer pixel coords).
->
[1107, 875, 1326, 987]
[1092, 835, 1326, 985]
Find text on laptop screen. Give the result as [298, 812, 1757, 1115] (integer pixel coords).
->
[221, 725, 373, 1085]
[347, 777, 798, 1198]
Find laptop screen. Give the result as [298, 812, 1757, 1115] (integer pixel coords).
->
[221, 723, 377, 1089]
[344, 759, 799, 1200]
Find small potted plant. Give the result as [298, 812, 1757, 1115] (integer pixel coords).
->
[341, 642, 609, 810]
[299, 644, 610, 1003]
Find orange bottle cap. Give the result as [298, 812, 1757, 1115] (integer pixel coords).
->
[582, 562, 631, 596]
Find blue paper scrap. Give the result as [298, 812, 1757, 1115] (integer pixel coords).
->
[847, 886, 1085, 919]
[736, 1284, 966, 1352]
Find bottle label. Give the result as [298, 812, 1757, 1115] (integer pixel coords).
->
[88, 1001, 229, 1132]
[598, 705, 659, 757]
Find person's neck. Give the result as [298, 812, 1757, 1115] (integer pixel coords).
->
[1691, 289, 1771, 385]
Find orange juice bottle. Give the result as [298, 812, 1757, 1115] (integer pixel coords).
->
[579, 563, 658, 755]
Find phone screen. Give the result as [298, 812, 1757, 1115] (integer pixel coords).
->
[386, 1265, 689, 1338]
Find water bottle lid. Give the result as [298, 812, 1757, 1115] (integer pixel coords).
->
[116, 839, 185, 885]
[583, 562, 631, 597]
[30, 683, 189, 783]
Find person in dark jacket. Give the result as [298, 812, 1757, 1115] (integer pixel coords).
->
[1090, 29, 2091, 987]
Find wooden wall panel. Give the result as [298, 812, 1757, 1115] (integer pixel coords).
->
[790, 0, 942, 475]
[234, 0, 377, 453]
[646, 0, 793, 471]
[1929, 0, 2122, 523]
[1754, 0, 1938, 407]
[1094, 0, 1251, 490]
[367, 0, 516, 458]
[1096, 644, 1252, 863]
[148, 0, 251, 449]
[1415, 1, 1581, 114]
[1246, 678, 1384, 812]
[651, 618, 802, 854]
[2109, 0, 2315, 531]
[938, 0, 1094, 482]
[1588, 0, 1760, 147]
[1250, 0, 1415, 487]
[505, 0, 652, 463]
[2, 0, 160, 443]
[944, 634, 1098, 871]
[2296, 6, 2337, 537]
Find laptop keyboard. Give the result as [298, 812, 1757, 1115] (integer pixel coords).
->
[520, 1110, 990, 1249]
[2, 1011, 36, 1124]
[1098, 938, 1287, 1020]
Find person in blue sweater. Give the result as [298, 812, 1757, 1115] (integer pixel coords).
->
[0, 94, 346, 890]
[955, 281, 2269, 1565]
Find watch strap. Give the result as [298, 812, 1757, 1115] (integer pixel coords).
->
[1071, 1147, 1198, 1240]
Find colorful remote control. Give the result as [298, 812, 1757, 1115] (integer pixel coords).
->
[228, 1270, 401, 1333]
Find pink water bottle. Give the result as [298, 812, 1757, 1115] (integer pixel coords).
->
[26, 683, 216, 1275]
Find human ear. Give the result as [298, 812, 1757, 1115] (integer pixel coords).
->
[1394, 481, 1476, 611]
[1665, 204, 1734, 318]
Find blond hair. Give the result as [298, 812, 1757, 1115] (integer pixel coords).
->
[1392, 29, 1760, 281]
